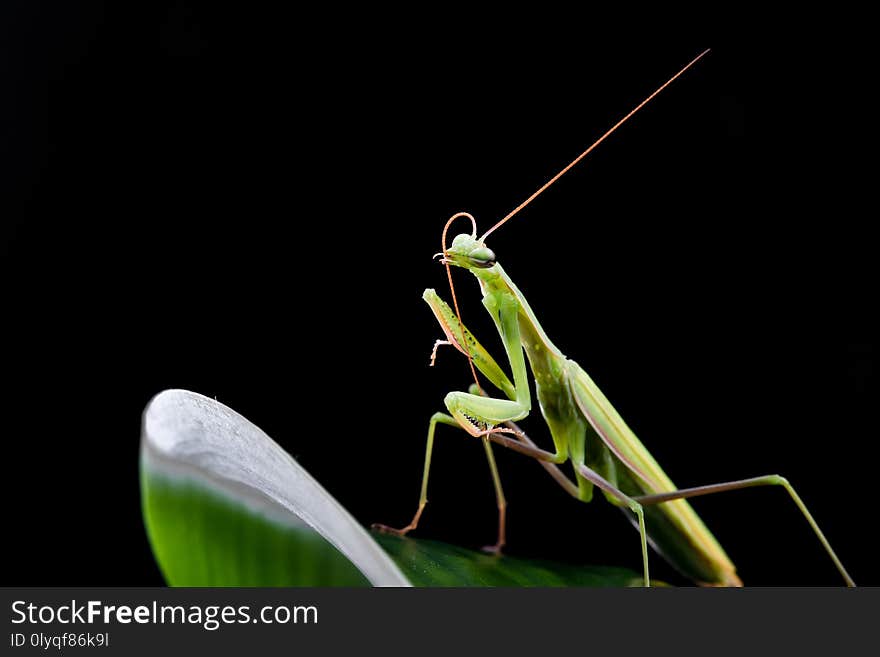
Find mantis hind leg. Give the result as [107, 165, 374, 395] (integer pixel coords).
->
[632, 475, 856, 586]
[572, 462, 651, 587]
[372, 412, 510, 554]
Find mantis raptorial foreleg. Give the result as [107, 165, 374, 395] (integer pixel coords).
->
[432, 292, 534, 439]
[424, 289, 569, 457]
[432, 293, 580, 493]
[372, 412, 510, 553]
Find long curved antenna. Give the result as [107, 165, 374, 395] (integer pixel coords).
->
[481, 48, 711, 241]
[441, 212, 483, 393]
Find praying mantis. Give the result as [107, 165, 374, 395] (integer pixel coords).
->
[373, 50, 855, 587]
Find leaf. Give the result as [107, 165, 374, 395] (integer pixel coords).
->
[141, 389, 403, 586]
[141, 389, 645, 587]
[374, 534, 644, 586]
[142, 472, 372, 586]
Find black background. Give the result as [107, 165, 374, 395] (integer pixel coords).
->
[2, 5, 874, 586]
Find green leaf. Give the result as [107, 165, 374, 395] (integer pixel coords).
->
[374, 534, 644, 586]
[142, 472, 371, 586]
[141, 389, 645, 587]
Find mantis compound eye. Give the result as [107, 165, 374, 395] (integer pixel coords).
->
[469, 246, 496, 268]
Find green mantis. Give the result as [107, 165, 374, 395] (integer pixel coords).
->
[373, 50, 855, 587]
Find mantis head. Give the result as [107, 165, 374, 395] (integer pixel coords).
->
[442, 234, 496, 270]
[437, 212, 496, 272]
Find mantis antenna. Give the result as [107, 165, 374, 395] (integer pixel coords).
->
[440, 48, 711, 392]
[481, 48, 711, 241]
[439, 211, 483, 394]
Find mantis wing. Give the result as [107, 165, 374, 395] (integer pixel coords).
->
[566, 361, 739, 585]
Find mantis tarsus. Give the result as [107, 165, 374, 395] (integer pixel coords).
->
[373, 49, 855, 587]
